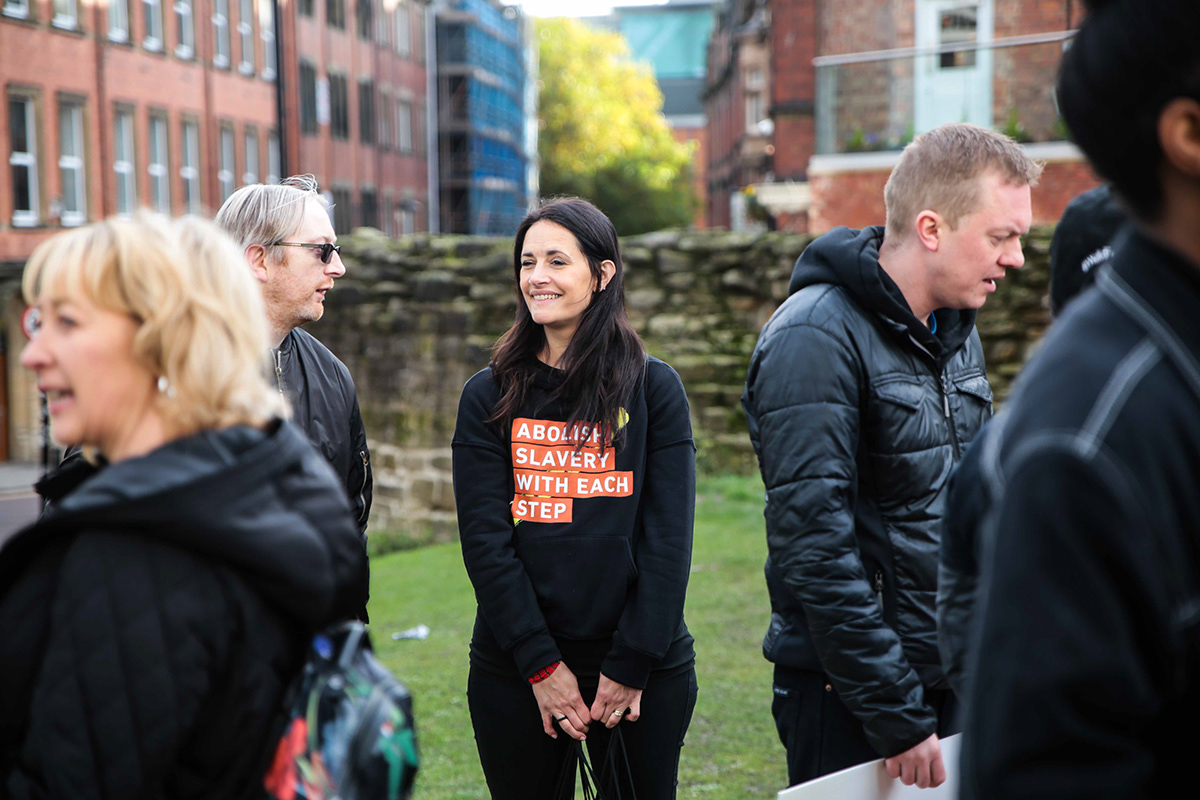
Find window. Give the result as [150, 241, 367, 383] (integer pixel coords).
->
[9, 95, 39, 227]
[382, 194, 392, 236]
[238, 0, 254, 74]
[260, 0, 276, 79]
[400, 204, 415, 235]
[329, 72, 349, 139]
[331, 186, 353, 232]
[108, 0, 130, 41]
[396, 98, 412, 152]
[356, 0, 372, 40]
[175, 0, 194, 57]
[148, 113, 170, 212]
[299, 60, 318, 133]
[3, 0, 30, 20]
[327, 0, 344, 30]
[745, 68, 764, 132]
[143, 0, 164, 50]
[58, 100, 86, 226]
[939, 6, 979, 69]
[377, 92, 391, 150]
[360, 188, 377, 229]
[218, 123, 235, 200]
[413, 1, 424, 61]
[297, 0, 312, 17]
[243, 126, 258, 185]
[394, 0, 409, 56]
[213, 0, 230, 67]
[113, 108, 137, 216]
[53, 0, 78, 28]
[180, 119, 201, 212]
[266, 130, 280, 184]
[358, 79, 375, 145]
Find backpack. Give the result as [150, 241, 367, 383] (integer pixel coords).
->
[263, 621, 420, 800]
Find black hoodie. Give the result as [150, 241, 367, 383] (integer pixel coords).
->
[0, 421, 366, 800]
[742, 226, 992, 757]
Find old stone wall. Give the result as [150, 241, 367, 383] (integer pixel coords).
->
[308, 226, 1053, 550]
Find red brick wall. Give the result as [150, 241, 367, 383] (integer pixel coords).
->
[809, 157, 1101, 233]
[671, 125, 707, 228]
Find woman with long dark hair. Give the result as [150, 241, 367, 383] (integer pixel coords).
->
[452, 198, 698, 798]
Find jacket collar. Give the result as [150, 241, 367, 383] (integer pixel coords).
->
[1099, 229, 1200, 403]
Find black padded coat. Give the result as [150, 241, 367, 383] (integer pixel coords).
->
[0, 421, 366, 800]
[742, 226, 992, 757]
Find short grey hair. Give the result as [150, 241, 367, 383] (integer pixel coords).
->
[214, 174, 327, 262]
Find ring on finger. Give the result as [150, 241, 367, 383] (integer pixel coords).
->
[611, 709, 624, 717]
[554, 715, 568, 722]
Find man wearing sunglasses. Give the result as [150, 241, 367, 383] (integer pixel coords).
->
[217, 175, 372, 620]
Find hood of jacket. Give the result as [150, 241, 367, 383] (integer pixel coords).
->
[789, 226, 978, 363]
[19, 421, 364, 629]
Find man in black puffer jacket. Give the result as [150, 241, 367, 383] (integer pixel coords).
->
[742, 123, 1040, 789]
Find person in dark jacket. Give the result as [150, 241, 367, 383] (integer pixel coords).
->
[937, 182, 1128, 701]
[452, 198, 697, 799]
[216, 175, 372, 619]
[0, 213, 366, 799]
[742, 123, 1041, 789]
[960, 2, 1200, 796]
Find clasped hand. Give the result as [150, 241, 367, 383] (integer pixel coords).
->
[532, 665, 644, 741]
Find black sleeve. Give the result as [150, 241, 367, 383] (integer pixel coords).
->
[8, 534, 236, 800]
[346, 393, 372, 537]
[452, 372, 561, 679]
[745, 321, 935, 757]
[962, 445, 1174, 798]
[936, 429, 991, 700]
[601, 362, 696, 690]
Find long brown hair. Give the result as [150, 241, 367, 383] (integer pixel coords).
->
[487, 198, 646, 450]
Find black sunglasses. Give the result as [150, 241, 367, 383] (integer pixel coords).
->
[274, 241, 342, 264]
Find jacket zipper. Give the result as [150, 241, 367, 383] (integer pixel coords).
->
[874, 570, 885, 611]
[357, 449, 370, 525]
[272, 349, 285, 395]
[940, 374, 960, 454]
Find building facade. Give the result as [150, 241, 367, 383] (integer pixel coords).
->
[433, 0, 533, 236]
[706, 0, 1097, 233]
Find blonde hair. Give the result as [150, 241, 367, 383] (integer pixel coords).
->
[214, 174, 325, 264]
[22, 212, 290, 438]
[884, 123, 1043, 242]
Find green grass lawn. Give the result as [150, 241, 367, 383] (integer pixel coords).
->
[369, 473, 786, 799]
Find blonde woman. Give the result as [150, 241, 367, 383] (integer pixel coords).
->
[0, 213, 366, 799]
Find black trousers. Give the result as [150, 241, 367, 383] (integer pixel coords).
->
[468, 664, 698, 800]
[771, 665, 960, 787]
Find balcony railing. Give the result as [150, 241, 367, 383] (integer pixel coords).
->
[814, 31, 1076, 156]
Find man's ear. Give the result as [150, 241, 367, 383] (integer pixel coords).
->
[914, 210, 942, 252]
[1159, 97, 1200, 179]
[245, 244, 270, 283]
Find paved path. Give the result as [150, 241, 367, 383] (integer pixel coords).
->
[0, 462, 42, 543]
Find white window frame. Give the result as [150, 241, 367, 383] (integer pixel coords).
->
[3, 0, 30, 21]
[266, 129, 280, 184]
[397, 97, 412, 153]
[175, 0, 195, 58]
[218, 124, 235, 200]
[213, 0, 230, 67]
[58, 101, 87, 227]
[9, 95, 39, 227]
[180, 119, 201, 212]
[148, 114, 170, 213]
[114, 108, 137, 216]
[143, 0, 164, 51]
[108, 0, 130, 41]
[260, 0, 276, 79]
[242, 127, 258, 185]
[53, 0, 78, 28]
[237, 0, 254, 75]
[394, 0, 409, 56]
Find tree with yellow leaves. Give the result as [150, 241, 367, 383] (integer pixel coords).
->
[536, 17, 697, 234]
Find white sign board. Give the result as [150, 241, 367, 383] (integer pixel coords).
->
[778, 734, 961, 800]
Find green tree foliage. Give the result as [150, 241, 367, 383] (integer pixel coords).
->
[536, 17, 698, 234]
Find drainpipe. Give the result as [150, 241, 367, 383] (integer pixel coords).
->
[273, 0, 288, 177]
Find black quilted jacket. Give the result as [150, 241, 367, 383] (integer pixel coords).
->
[0, 421, 366, 800]
[742, 226, 992, 757]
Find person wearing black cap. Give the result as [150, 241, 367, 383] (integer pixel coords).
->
[960, 1, 1200, 796]
[1048, 184, 1128, 315]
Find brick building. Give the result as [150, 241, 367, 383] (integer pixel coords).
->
[707, 0, 1098, 232]
[0, 0, 433, 462]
